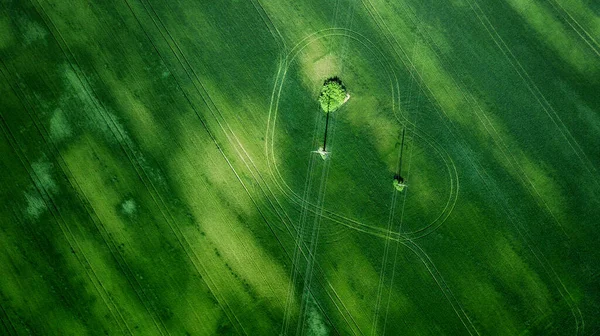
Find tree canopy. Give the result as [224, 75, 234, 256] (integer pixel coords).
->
[318, 77, 347, 113]
[393, 176, 406, 192]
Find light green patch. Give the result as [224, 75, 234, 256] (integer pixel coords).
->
[61, 66, 129, 144]
[448, 0, 469, 9]
[120, 198, 137, 215]
[31, 159, 58, 194]
[49, 108, 72, 141]
[306, 300, 329, 336]
[18, 17, 48, 46]
[24, 192, 46, 219]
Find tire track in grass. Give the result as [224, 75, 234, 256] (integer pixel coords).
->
[372, 64, 418, 334]
[369, 50, 415, 334]
[297, 112, 338, 336]
[121, 0, 318, 332]
[360, 0, 582, 333]
[267, 29, 457, 244]
[296, 16, 354, 333]
[132, 3, 364, 334]
[295, 160, 331, 336]
[268, 30, 380, 209]
[279, 114, 318, 335]
[465, 0, 598, 184]
[470, 155, 583, 335]
[136, 0, 283, 298]
[546, 0, 600, 58]
[128, 0, 301, 329]
[407, 7, 584, 328]
[356, 2, 482, 333]
[381, 43, 423, 332]
[374, 47, 424, 329]
[4, 5, 217, 331]
[246, 0, 287, 52]
[120, 1, 358, 334]
[402, 239, 480, 336]
[382, 124, 417, 334]
[76, 0, 286, 332]
[281, 106, 323, 336]
[418, 1, 586, 330]
[268, 31, 373, 217]
[282, 78, 343, 336]
[259, 36, 363, 335]
[0, 61, 152, 335]
[369, 165, 399, 335]
[267, 29, 459, 243]
[0, 102, 133, 335]
[274, 26, 371, 335]
[29, 0, 244, 333]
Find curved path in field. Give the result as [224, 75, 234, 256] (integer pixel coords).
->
[265, 28, 459, 243]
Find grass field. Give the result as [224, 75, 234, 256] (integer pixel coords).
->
[1, 0, 599, 334]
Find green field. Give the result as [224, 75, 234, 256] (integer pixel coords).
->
[1, 0, 599, 334]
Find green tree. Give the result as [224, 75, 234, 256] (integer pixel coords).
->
[393, 176, 406, 192]
[318, 77, 347, 113]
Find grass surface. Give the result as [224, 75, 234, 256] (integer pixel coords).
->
[1, 0, 599, 334]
